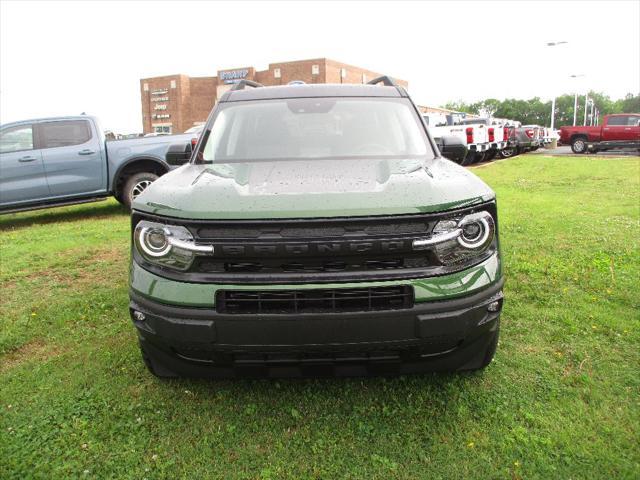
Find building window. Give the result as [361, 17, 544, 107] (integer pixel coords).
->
[340, 68, 347, 79]
[143, 83, 149, 92]
[274, 68, 281, 79]
[312, 64, 319, 75]
[170, 80, 176, 89]
[153, 125, 172, 134]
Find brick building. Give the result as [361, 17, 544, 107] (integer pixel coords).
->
[140, 58, 408, 134]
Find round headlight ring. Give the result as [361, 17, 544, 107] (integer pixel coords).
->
[457, 213, 494, 250]
[138, 226, 172, 257]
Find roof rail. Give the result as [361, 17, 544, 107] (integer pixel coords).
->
[367, 76, 398, 87]
[230, 79, 264, 91]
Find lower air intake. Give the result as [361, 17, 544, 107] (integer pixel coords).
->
[216, 286, 414, 314]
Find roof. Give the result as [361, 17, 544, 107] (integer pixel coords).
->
[221, 83, 407, 102]
[1, 115, 97, 128]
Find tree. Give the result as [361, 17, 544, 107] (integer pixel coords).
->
[439, 92, 639, 126]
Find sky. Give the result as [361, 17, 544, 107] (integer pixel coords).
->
[1, 0, 639, 132]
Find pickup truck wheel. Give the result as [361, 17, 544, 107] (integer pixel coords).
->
[460, 151, 475, 166]
[472, 152, 486, 164]
[123, 172, 158, 210]
[571, 136, 588, 154]
[499, 147, 515, 158]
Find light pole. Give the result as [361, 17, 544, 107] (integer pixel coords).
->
[570, 74, 585, 126]
[584, 93, 589, 126]
[546, 41, 569, 130]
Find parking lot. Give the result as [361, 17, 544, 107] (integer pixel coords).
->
[530, 145, 640, 156]
[2, 154, 638, 479]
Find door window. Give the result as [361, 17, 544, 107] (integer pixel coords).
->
[626, 115, 640, 126]
[0, 125, 34, 153]
[38, 120, 92, 149]
[606, 116, 629, 126]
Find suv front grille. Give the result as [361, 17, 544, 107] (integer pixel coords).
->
[132, 202, 497, 284]
[216, 286, 414, 314]
[195, 255, 432, 274]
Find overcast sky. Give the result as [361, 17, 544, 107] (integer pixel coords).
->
[1, 0, 639, 132]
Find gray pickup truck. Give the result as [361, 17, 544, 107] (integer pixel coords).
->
[0, 115, 195, 213]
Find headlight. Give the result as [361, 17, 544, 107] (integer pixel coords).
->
[413, 211, 495, 265]
[134, 220, 213, 271]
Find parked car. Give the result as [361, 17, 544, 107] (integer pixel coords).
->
[559, 114, 640, 153]
[427, 115, 491, 165]
[0, 115, 197, 213]
[459, 118, 508, 162]
[129, 77, 504, 378]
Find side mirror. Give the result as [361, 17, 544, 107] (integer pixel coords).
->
[436, 135, 468, 164]
[166, 142, 192, 165]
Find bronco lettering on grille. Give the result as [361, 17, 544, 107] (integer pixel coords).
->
[218, 240, 408, 256]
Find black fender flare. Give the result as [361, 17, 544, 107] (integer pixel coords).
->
[111, 156, 170, 195]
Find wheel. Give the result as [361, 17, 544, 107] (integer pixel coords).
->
[485, 150, 498, 161]
[472, 152, 487, 164]
[499, 147, 516, 158]
[571, 136, 588, 154]
[122, 172, 158, 210]
[139, 340, 178, 378]
[460, 151, 476, 166]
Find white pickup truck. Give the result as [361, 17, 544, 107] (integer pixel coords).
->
[458, 118, 509, 162]
[424, 113, 491, 165]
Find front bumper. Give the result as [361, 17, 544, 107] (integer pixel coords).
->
[129, 257, 504, 377]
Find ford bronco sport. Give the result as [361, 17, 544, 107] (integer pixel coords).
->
[129, 77, 504, 378]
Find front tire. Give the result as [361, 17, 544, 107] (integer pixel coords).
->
[571, 136, 588, 154]
[122, 172, 158, 210]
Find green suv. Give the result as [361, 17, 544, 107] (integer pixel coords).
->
[129, 77, 504, 378]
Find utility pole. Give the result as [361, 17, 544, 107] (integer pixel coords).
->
[590, 101, 595, 126]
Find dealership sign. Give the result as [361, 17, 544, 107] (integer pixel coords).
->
[220, 69, 249, 84]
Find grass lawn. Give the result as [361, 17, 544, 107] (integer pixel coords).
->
[1, 155, 639, 479]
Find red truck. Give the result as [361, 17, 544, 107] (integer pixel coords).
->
[560, 113, 640, 154]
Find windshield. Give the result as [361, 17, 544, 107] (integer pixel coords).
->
[197, 97, 433, 163]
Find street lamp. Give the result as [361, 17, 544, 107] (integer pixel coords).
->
[570, 74, 585, 126]
[546, 41, 569, 130]
[584, 95, 590, 126]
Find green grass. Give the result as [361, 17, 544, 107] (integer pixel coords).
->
[1, 156, 639, 479]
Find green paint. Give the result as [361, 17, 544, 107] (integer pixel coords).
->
[130, 253, 501, 307]
[133, 157, 494, 220]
